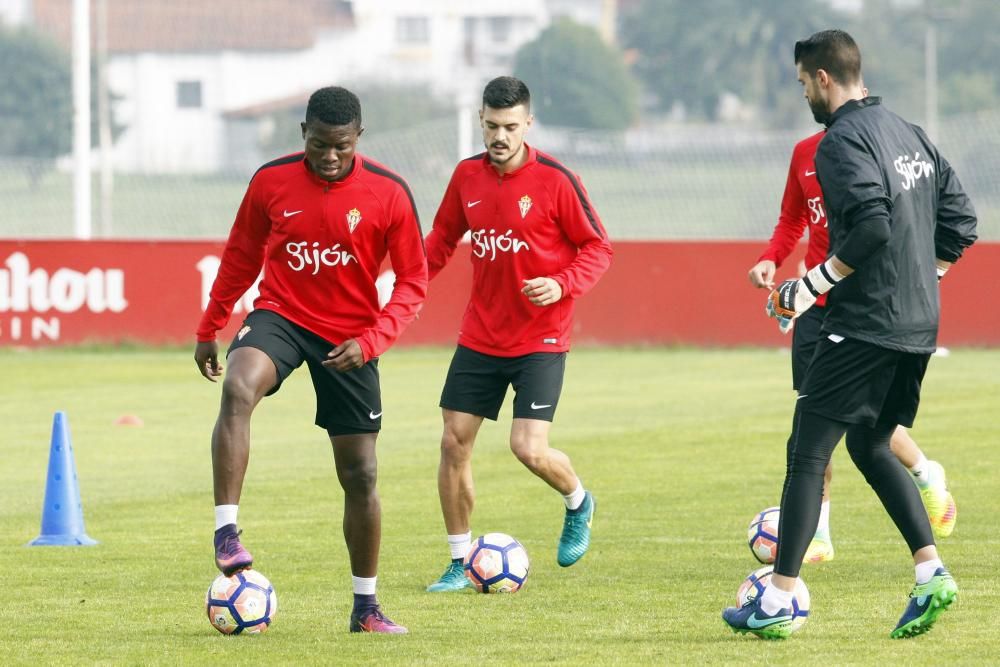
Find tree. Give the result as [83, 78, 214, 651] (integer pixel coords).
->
[0, 27, 73, 163]
[839, 0, 925, 121]
[935, 0, 1000, 115]
[0, 26, 125, 184]
[513, 18, 638, 130]
[619, 0, 836, 125]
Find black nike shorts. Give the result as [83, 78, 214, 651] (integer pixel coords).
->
[797, 334, 930, 428]
[227, 309, 382, 436]
[439, 345, 566, 422]
[790, 306, 826, 390]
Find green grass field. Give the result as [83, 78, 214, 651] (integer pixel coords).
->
[1, 346, 998, 665]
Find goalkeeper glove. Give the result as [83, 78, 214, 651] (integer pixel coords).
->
[766, 259, 846, 329]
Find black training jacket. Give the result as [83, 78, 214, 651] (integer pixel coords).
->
[815, 97, 978, 353]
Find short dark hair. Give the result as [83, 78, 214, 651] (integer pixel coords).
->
[794, 29, 862, 85]
[482, 76, 530, 110]
[305, 86, 362, 127]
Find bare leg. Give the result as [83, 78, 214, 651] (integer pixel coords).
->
[331, 432, 381, 578]
[912, 544, 939, 565]
[509, 418, 578, 494]
[889, 425, 922, 468]
[822, 461, 832, 502]
[212, 347, 276, 505]
[437, 409, 484, 535]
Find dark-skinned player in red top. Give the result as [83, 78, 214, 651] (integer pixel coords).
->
[194, 86, 427, 634]
[423, 76, 613, 592]
[747, 111, 956, 565]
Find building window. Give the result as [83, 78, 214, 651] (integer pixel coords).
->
[396, 16, 430, 44]
[488, 16, 512, 43]
[177, 81, 202, 109]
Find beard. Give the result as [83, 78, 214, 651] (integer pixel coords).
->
[808, 98, 831, 126]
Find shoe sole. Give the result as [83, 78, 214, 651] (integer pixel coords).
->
[803, 546, 834, 564]
[890, 586, 958, 639]
[216, 557, 253, 577]
[350, 622, 409, 634]
[558, 497, 595, 568]
[725, 619, 792, 640]
[425, 582, 474, 593]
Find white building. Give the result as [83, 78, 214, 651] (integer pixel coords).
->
[26, 0, 614, 174]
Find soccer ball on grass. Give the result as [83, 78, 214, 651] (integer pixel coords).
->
[206, 569, 277, 635]
[464, 533, 530, 593]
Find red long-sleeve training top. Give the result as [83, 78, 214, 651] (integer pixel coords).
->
[757, 131, 831, 306]
[196, 153, 427, 361]
[426, 145, 612, 357]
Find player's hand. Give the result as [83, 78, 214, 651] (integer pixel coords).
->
[195, 340, 224, 381]
[323, 338, 365, 373]
[748, 260, 777, 289]
[522, 277, 562, 306]
[767, 278, 817, 322]
[935, 258, 952, 282]
[764, 299, 795, 335]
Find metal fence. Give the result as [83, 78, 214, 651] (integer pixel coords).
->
[3, 108, 997, 241]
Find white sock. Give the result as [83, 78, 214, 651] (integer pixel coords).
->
[352, 575, 377, 595]
[816, 500, 831, 536]
[563, 480, 586, 510]
[909, 454, 930, 487]
[760, 583, 795, 615]
[448, 532, 472, 560]
[215, 504, 238, 530]
[915, 558, 943, 584]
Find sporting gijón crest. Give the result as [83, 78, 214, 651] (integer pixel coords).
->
[518, 195, 533, 219]
[346, 207, 362, 233]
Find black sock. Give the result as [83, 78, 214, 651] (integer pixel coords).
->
[451, 557, 463, 565]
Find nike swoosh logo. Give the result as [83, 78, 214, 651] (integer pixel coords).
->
[746, 612, 793, 629]
[804, 170, 816, 176]
[530, 402, 552, 410]
[283, 209, 303, 218]
[796, 394, 808, 400]
[467, 200, 481, 208]
[369, 411, 382, 419]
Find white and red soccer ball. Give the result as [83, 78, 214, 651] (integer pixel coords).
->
[464, 533, 530, 593]
[206, 569, 277, 635]
[747, 506, 780, 564]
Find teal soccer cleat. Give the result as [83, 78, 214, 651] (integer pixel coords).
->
[557, 491, 595, 567]
[722, 597, 794, 640]
[890, 568, 957, 638]
[426, 560, 474, 592]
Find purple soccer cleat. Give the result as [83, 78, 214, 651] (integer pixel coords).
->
[349, 606, 408, 634]
[214, 524, 253, 576]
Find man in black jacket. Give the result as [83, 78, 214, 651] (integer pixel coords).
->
[724, 29, 977, 640]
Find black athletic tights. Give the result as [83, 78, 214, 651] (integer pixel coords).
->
[774, 406, 935, 578]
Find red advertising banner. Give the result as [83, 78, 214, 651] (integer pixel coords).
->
[0, 240, 996, 348]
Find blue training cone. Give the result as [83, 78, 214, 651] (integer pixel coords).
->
[29, 411, 98, 546]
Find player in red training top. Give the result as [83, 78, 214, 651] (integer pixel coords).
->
[747, 127, 957, 561]
[423, 76, 612, 592]
[194, 87, 427, 634]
